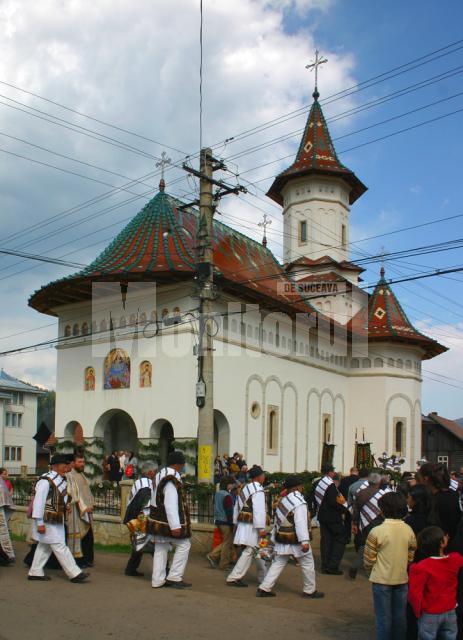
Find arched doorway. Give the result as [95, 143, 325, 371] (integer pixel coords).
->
[214, 410, 230, 458]
[150, 419, 175, 467]
[94, 409, 138, 454]
[64, 421, 84, 445]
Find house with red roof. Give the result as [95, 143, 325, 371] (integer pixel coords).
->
[28, 88, 446, 472]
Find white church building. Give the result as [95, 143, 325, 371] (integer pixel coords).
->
[29, 89, 446, 473]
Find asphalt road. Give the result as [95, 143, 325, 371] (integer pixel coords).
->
[0, 541, 374, 640]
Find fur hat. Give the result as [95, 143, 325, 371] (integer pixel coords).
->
[50, 454, 68, 465]
[284, 475, 303, 490]
[248, 465, 264, 479]
[167, 451, 186, 466]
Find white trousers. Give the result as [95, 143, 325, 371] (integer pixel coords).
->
[259, 550, 316, 595]
[29, 542, 81, 580]
[226, 545, 267, 584]
[152, 538, 191, 587]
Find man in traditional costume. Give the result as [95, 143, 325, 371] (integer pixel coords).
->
[349, 472, 390, 579]
[257, 475, 324, 599]
[67, 452, 95, 568]
[226, 465, 268, 588]
[0, 474, 14, 566]
[149, 451, 192, 589]
[28, 454, 88, 582]
[314, 463, 347, 575]
[124, 462, 156, 577]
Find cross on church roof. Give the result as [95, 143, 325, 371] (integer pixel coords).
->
[156, 151, 172, 190]
[258, 213, 272, 248]
[305, 49, 328, 100]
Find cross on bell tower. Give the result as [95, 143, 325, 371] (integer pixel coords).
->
[305, 49, 328, 100]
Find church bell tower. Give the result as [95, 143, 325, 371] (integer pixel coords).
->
[266, 52, 367, 272]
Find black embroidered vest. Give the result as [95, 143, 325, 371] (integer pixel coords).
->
[149, 475, 191, 539]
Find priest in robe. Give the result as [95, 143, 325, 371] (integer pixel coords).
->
[67, 452, 95, 568]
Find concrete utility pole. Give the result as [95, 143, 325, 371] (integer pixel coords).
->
[183, 148, 246, 484]
[196, 147, 215, 484]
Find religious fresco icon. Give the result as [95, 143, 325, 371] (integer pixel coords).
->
[139, 360, 152, 388]
[104, 349, 130, 389]
[84, 366, 96, 391]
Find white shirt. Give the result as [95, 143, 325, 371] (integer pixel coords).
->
[233, 482, 266, 548]
[273, 500, 311, 558]
[31, 476, 67, 545]
[151, 467, 183, 542]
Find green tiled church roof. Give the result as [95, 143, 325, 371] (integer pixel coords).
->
[29, 181, 316, 316]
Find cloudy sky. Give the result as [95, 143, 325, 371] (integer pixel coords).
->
[0, 0, 462, 417]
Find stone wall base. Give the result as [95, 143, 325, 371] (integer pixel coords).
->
[9, 507, 214, 554]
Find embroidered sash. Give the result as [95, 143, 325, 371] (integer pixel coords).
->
[314, 476, 333, 507]
[359, 488, 391, 531]
[236, 481, 263, 524]
[41, 472, 67, 524]
[274, 491, 308, 544]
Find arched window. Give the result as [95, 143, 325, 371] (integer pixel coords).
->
[405, 359, 412, 370]
[223, 315, 228, 332]
[395, 421, 404, 453]
[374, 357, 384, 368]
[254, 326, 259, 340]
[162, 308, 169, 319]
[268, 331, 274, 344]
[362, 358, 371, 368]
[72, 323, 80, 336]
[173, 307, 181, 318]
[91, 321, 97, 334]
[396, 359, 404, 369]
[351, 358, 359, 368]
[231, 319, 237, 333]
[139, 312, 147, 324]
[275, 321, 280, 347]
[64, 325, 71, 337]
[100, 319, 107, 332]
[387, 358, 394, 367]
[119, 316, 126, 328]
[247, 324, 253, 338]
[323, 415, 332, 443]
[82, 322, 89, 336]
[267, 407, 279, 453]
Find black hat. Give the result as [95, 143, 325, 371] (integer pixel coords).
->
[167, 451, 186, 466]
[284, 475, 303, 490]
[64, 453, 75, 464]
[321, 463, 335, 474]
[248, 465, 264, 479]
[50, 454, 67, 465]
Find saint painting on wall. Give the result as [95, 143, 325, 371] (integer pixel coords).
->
[140, 360, 152, 388]
[104, 348, 130, 389]
[84, 366, 96, 391]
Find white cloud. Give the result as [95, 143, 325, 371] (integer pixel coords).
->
[0, 0, 358, 386]
[416, 319, 463, 419]
[409, 185, 422, 195]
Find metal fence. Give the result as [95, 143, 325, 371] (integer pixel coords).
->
[10, 479, 217, 522]
[93, 485, 121, 517]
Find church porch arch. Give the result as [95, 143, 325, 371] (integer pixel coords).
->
[94, 409, 138, 455]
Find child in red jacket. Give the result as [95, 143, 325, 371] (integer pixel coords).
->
[408, 526, 463, 640]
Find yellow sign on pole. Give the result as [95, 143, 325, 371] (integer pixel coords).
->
[198, 445, 213, 482]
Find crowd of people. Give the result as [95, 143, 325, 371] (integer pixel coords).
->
[104, 450, 138, 482]
[2, 453, 463, 639]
